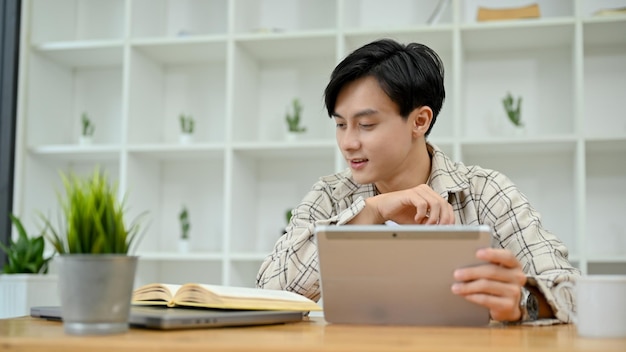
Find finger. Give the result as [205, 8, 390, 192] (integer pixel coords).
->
[451, 278, 520, 299]
[438, 202, 455, 225]
[409, 186, 448, 224]
[476, 248, 522, 270]
[460, 293, 521, 322]
[454, 263, 527, 286]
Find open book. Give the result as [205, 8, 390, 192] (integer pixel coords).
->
[132, 283, 322, 312]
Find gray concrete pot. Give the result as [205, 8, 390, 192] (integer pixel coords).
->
[57, 255, 138, 335]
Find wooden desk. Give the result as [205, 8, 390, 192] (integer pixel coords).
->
[1, 316, 625, 352]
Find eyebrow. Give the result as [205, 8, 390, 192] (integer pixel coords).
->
[332, 108, 378, 119]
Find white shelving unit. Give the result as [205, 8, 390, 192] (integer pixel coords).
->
[14, 0, 626, 288]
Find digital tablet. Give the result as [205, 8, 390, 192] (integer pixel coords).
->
[315, 224, 493, 326]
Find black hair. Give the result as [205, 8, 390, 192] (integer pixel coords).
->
[324, 39, 445, 136]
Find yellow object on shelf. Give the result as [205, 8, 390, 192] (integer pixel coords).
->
[477, 3, 540, 22]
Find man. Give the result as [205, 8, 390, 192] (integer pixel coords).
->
[257, 39, 579, 323]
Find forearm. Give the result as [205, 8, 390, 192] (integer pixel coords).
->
[346, 197, 384, 224]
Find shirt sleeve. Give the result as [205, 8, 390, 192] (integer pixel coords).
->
[477, 171, 580, 324]
[255, 182, 367, 301]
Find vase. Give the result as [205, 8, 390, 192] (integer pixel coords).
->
[178, 239, 190, 253]
[179, 133, 193, 145]
[79, 136, 93, 145]
[57, 255, 137, 335]
[286, 132, 303, 142]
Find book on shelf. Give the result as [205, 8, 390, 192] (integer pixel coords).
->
[477, 3, 540, 22]
[593, 6, 626, 17]
[132, 283, 322, 312]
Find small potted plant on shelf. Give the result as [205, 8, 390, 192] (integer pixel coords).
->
[285, 98, 306, 141]
[79, 112, 95, 145]
[0, 214, 58, 318]
[178, 205, 190, 253]
[179, 113, 195, 144]
[502, 92, 525, 135]
[42, 166, 147, 335]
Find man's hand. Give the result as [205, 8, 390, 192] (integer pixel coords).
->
[350, 184, 455, 225]
[451, 248, 527, 322]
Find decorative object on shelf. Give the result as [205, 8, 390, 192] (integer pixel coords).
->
[41, 167, 147, 335]
[179, 113, 195, 144]
[79, 112, 95, 145]
[502, 92, 525, 135]
[593, 6, 626, 17]
[178, 205, 190, 253]
[0, 214, 58, 318]
[477, 3, 540, 22]
[427, 0, 451, 25]
[285, 98, 306, 141]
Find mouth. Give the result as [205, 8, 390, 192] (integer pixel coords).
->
[348, 158, 369, 169]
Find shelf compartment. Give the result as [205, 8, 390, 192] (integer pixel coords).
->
[583, 23, 626, 138]
[131, 0, 228, 39]
[126, 153, 225, 254]
[229, 152, 335, 254]
[461, 20, 575, 51]
[585, 145, 626, 258]
[233, 0, 336, 35]
[580, 0, 626, 21]
[461, 42, 574, 139]
[127, 46, 227, 144]
[461, 144, 577, 255]
[343, 0, 453, 30]
[131, 39, 227, 65]
[231, 41, 336, 143]
[30, 0, 125, 44]
[18, 155, 120, 240]
[232, 141, 337, 159]
[460, 0, 574, 25]
[127, 144, 225, 160]
[25, 51, 123, 146]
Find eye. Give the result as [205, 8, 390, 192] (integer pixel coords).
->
[335, 123, 346, 129]
[359, 124, 374, 129]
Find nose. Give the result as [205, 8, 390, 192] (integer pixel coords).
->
[338, 126, 360, 152]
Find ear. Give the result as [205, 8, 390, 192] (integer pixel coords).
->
[410, 106, 433, 137]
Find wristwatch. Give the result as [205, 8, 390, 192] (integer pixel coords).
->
[519, 286, 539, 321]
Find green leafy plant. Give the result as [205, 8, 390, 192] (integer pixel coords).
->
[42, 167, 146, 254]
[81, 112, 95, 137]
[285, 209, 292, 226]
[502, 92, 523, 127]
[179, 206, 190, 240]
[0, 214, 53, 274]
[285, 99, 306, 133]
[179, 114, 195, 134]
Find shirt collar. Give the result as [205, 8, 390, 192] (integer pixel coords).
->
[322, 142, 469, 201]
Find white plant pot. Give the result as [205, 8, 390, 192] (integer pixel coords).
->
[79, 135, 93, 145]
[513, 126, 527, 137]
[286, 131, 304, 142]
[179, 133, 194, 145]
[0, 274, 59, 318]
[178, 239, 190, 253]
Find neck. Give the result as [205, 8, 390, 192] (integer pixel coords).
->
[375, 140, 432, 194]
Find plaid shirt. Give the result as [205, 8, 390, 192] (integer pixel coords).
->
[257, 143, 580, 323]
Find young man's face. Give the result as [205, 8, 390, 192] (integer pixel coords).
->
[333, 76, 419, 186]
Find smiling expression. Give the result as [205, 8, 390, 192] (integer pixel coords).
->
[333, 76, 432, 193]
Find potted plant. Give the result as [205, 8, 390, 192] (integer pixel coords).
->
[285, 98, 306, 141]
[79, 112, 95, 145]
[502, 92, 524, 135]
[178, 206, 190, 253]
[42, 167, 146, 335]
[0, 214, 58, 318]
[179, 113, 195, 144]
